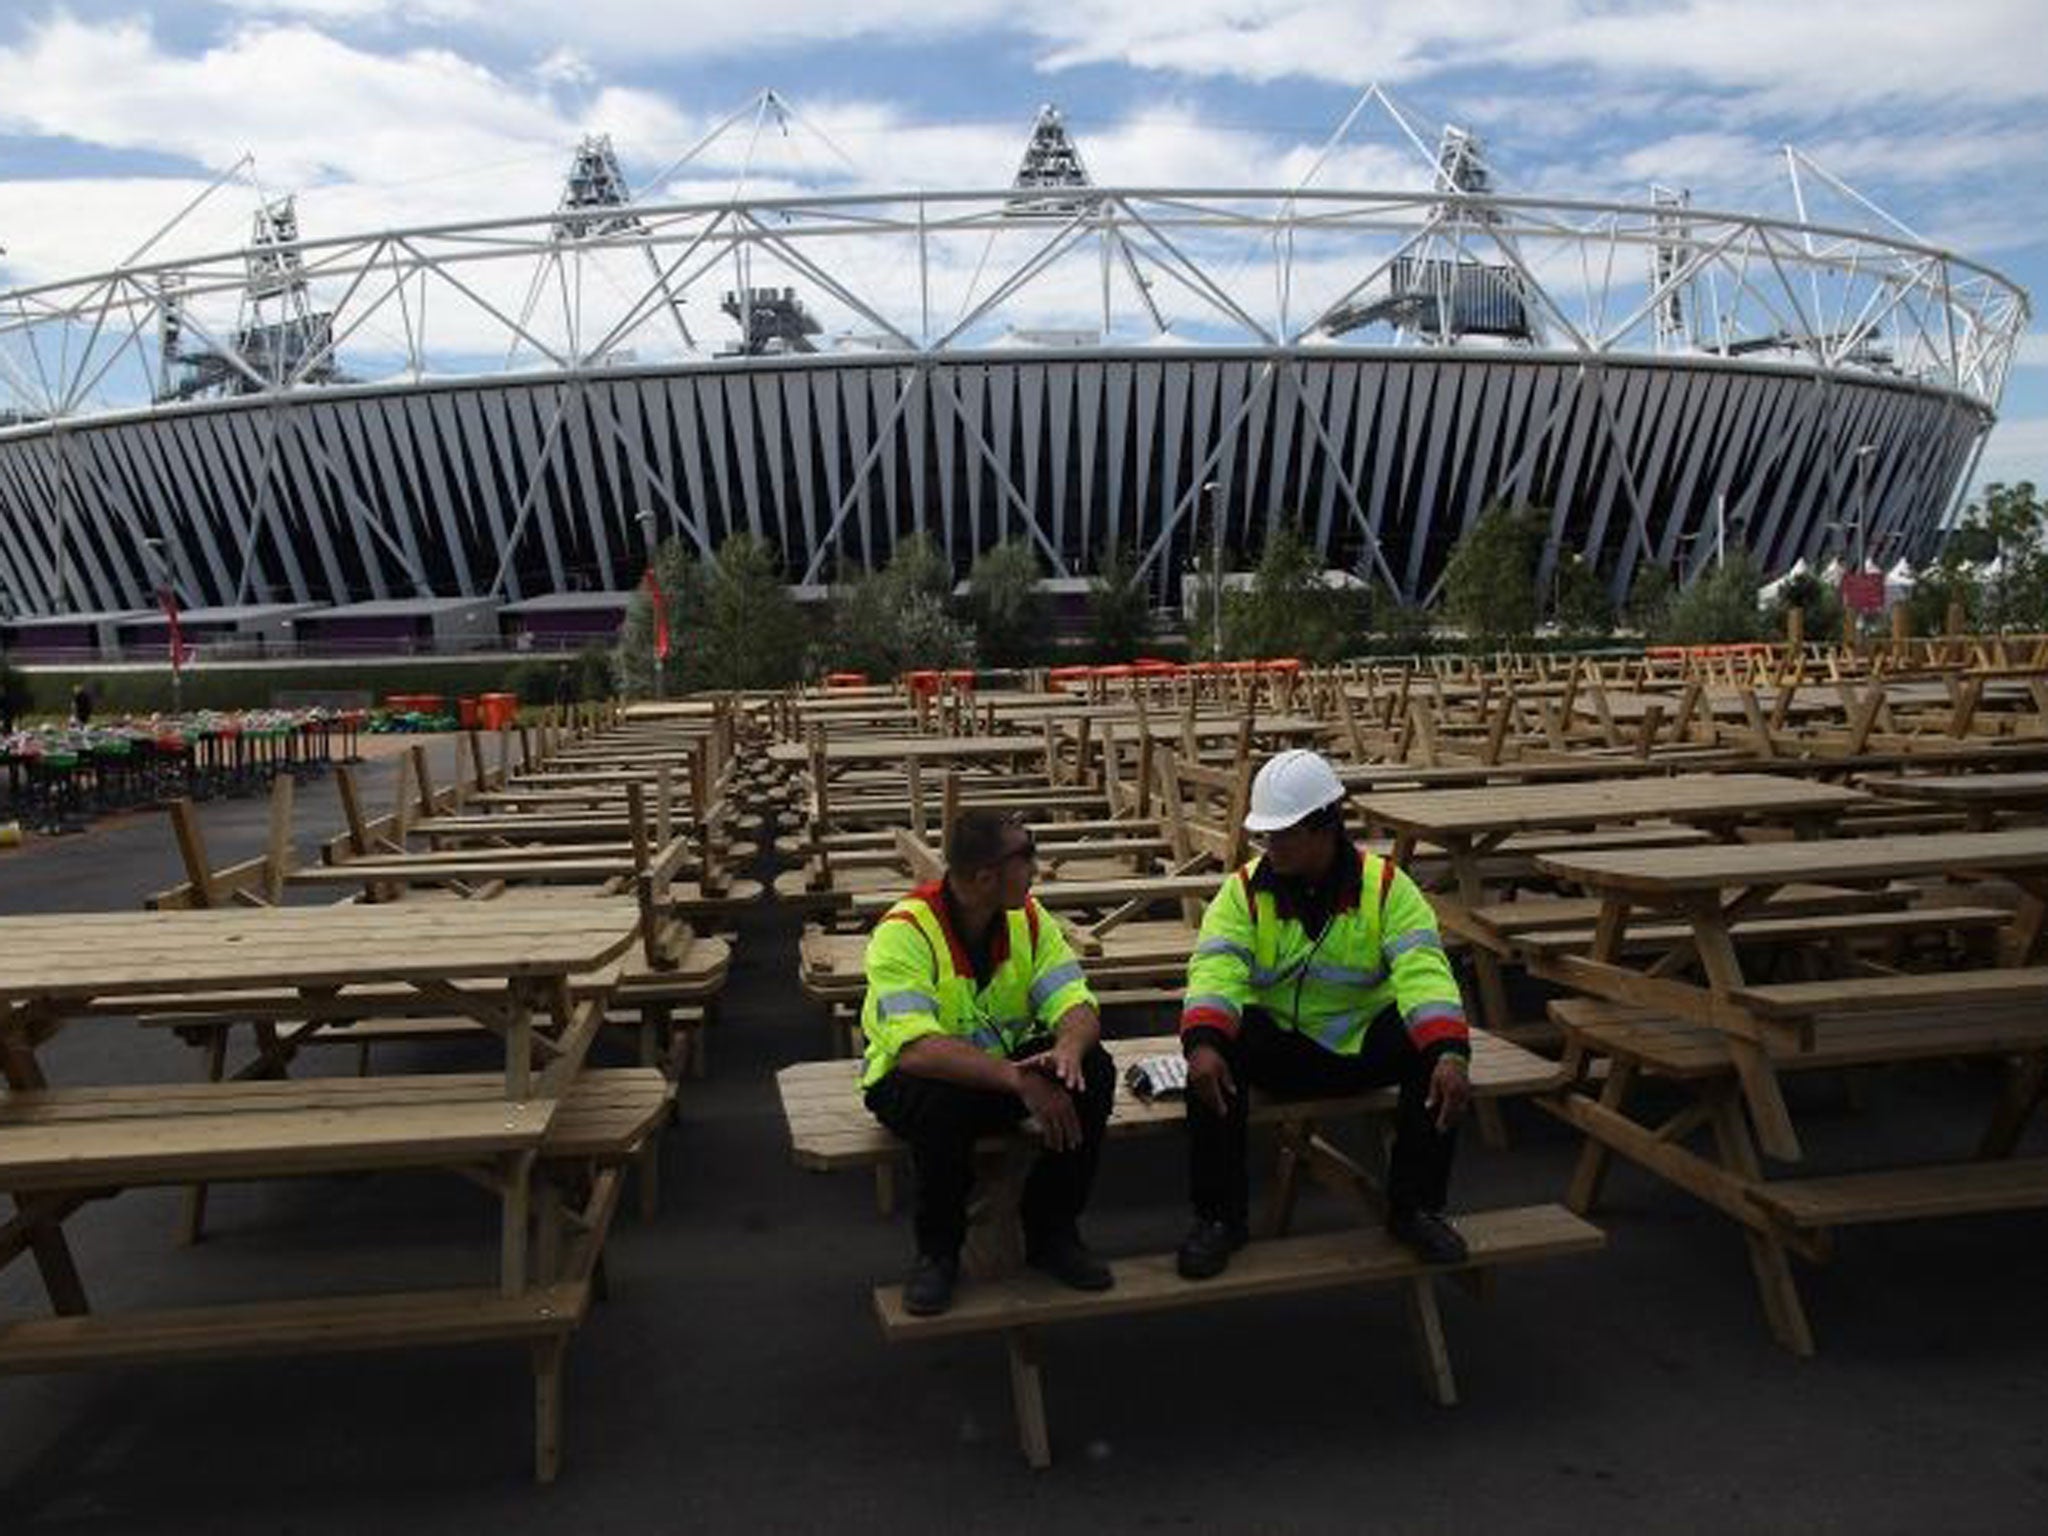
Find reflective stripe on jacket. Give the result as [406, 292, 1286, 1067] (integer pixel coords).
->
[860, 881, 1097, 1089]
[1180, 847, 1469, 1059]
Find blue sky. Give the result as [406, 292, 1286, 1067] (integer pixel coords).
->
[1, 1, 2042, 500]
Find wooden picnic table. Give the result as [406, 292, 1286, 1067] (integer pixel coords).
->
[1356, 773, 1871, 1033]
[0, 899, 638, 1297]
[1857, 771, 2048, 828]
[1522, 828, 2048, 1354]
[766, 733, 1051, 767]
[0, 897, 655, 1479]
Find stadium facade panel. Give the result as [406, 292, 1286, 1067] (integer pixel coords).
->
[0, 165, 2028, 620]
[0, 349, 1987, 616]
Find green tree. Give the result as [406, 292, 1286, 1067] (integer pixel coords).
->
[0, 655, 29, 727]
[1085, 543, 1153, 662]
[1905, 559, 1983, 636]
[1443, 505, 1544, 649]
[1656, 550, 1765, 644]
[1951, 481, 2048, 629]
[963, 540, 1051, 668]
[619, 532, 808, 696]
[1622, 561, 1674, 634]
[822, 535, 976, 678]
[1764, 570, 1842, 644]
[1225, 522, 1364, 662]
[1551, 551, 1615, 639]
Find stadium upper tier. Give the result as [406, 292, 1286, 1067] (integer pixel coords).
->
[0, 182, 2029, 618]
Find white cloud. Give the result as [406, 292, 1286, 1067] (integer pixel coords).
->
[2012, 335, 2048, 369]
[1973, 413, 2048, 485]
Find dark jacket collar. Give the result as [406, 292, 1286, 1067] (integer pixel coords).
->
[1249, 838, 1363, 930]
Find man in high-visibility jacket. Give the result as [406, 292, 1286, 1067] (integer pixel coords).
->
[1177, 749, 1473, 1279]
[862, 807, 1116, 1316]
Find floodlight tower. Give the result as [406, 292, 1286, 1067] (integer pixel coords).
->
[553, 135, 642, 243]
[1008, 104, 1096, 217]
[1651, 184, 1695, 352]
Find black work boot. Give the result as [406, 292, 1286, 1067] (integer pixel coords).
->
[1388, 1208, 1468, 1265]
[1026, 1230, 1114, 1292]
[1176, 1216, 1248, 1280]
[902, 1252, 959, 1316]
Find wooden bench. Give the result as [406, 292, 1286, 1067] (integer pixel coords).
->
[778, 1031, 1562, 1173]
[1746, 1159, 2048, 1227]
[1515, 904, 2013, 962]
[0, 1068, 668, 1482]
[875, 1204, 1603, 1467]
[1548, 994, 2048, 1354]
[0, 1073, 663, 1482]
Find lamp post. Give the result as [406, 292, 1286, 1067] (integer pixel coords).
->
[1200, 479, 1224, 664]
[143, 537, 181, 716]
[1852, 444, 1877, 574]
[635, 508, 663, 700]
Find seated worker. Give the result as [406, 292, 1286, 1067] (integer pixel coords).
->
[1177, 749, 1473, 1279]
[861, 808, 1117, 1317]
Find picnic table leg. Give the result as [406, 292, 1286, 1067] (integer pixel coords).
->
[1688, 902, 1804, 1163]
[1978, 1051, 2048, 1160]
[962, 1143, 1030, 1279]
[1565, 1059, 1638, 1214]
[502, 1148, 537, 1297]
[532, 1337, 566, 1484]
[1706, 1088, 1814, 1356]
[1263, 1123, 1308, 1238]
[1403, 1275, 1458, 1406]
[0, 1038, 90, 1315]
[1005, 1327, 1053, 1469]
[181, 1024, 232, 1245]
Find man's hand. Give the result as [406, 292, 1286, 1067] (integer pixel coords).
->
[1018, 1035, 1087, 1093]
[1186, 1042, 1237, 1118]
[1014, 1063, 1083, 1151]
[1426, 1055, 1471, 1131]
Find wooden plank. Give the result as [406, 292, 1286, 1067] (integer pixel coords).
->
[1749, 1158, 2048, 1227]
[0, 1283, 587, 1372]
[0, 1100, 557, 1191]
[874, 1205, 1604, 1340]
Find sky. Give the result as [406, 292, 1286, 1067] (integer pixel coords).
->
[0, 0, 2043, 499]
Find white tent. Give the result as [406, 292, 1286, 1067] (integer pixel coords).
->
[1756, 556, 1810, 606]
[1884, 558, 1916, 607]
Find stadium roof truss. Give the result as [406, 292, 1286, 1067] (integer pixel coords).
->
[0, 183, 2029, 617]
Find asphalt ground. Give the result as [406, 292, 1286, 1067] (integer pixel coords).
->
[2, 740, 2046, 1534]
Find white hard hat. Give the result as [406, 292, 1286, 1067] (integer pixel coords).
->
[1243, 749, 1346, 833]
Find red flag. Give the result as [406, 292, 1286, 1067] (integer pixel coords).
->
[157, 587, 191, 672]
[642, 566, 671, 660]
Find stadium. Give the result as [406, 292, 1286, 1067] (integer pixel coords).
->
[0, 94, 2030, 645]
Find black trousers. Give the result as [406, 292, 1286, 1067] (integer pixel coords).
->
[1187, 1007, 1456, 1228]
[865, 1042, 1116, 1261]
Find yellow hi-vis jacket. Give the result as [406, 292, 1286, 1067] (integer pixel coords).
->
[860, 881, 1097, 1090]
[1179, 846, 1470, 1061]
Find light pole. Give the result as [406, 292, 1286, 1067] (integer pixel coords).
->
[1201, 479, 1224, 664]
[143, 537, 181, 716]
[635, 508, 663, 701]
[1852, 444, 1877, 574]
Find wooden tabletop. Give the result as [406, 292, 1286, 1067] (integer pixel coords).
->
[766, 734, 1051, 766]
[0, 899, 641, 1003]
[1359, 773, 1867, 839]
[1534, 827, 2048, 896]
[778, 1030, 1560, 1169]
[1859, 772, 2048, 806]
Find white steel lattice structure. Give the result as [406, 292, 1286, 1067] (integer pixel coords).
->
[0, 159, 2030, 618]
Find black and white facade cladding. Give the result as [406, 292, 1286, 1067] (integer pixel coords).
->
[0, 347, 1987, 617]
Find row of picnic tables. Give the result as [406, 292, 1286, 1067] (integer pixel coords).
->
[763, 692, 2048, 1358]
[0, 704, 748, 1482]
